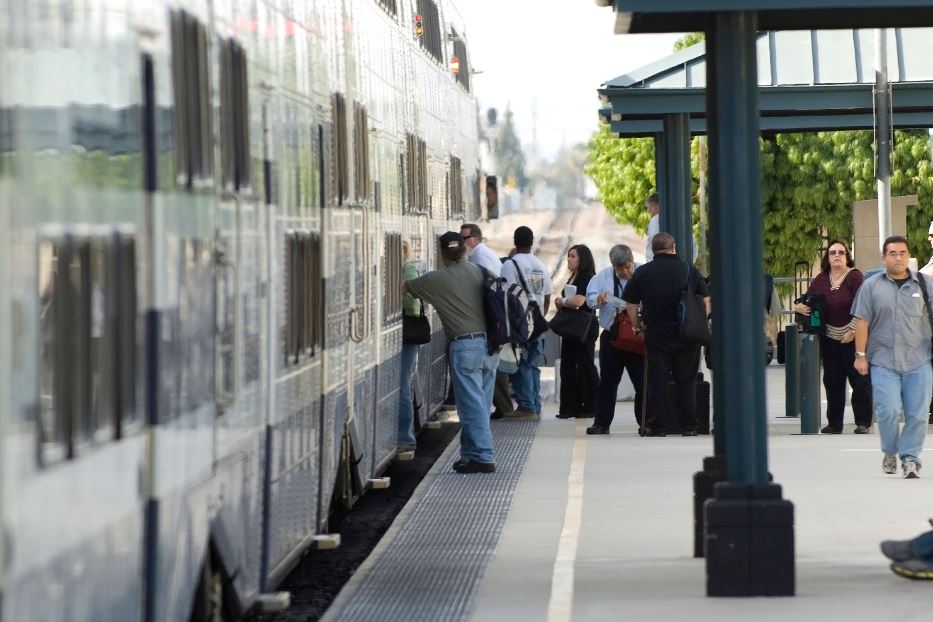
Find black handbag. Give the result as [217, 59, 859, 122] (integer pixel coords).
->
[549, 307, 596, 344]
[509, 258, 549, 340]
[402, 304, 431, 345]
[678, 264, 710, 345]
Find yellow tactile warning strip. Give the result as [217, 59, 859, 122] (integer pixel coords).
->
[547, 419, 588, 622]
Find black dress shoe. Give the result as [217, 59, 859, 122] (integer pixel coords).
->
[821, 425, 842, 434]
[490, 410, 504, 420]
[645, 429, 667, 437]
[556, 413, 574, 419]
[453, 460, 496, 474]
[681, 430, 698, 437]
[586, 424, 609, 435]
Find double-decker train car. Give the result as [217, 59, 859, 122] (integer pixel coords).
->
[0, 0, 486, 619]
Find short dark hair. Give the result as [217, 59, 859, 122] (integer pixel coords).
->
[514, 226, 534, 248]
[460, 223, 482, 239]
[882, 235, 910, 255]
[651, 232, 675, 254]
[646, 193, 659, 207]
[820, 239, 855, 273]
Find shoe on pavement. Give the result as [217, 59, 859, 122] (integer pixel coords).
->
[504, 409, 540, 421]
[490, 410, 505, 420]
[903, 460, 920, 479]
[882, 454, 897, 475]
[821, 425, 842, 434]
[586, 424, 609, 435]
[645, 429, 668, 437]
[881, 539, 916, 562]
[891, 558, 933, 580]
[681, 430, 698, 437]
[853, 425, 871, 434]
[453, 460, 496, 474]
[556, 412, 574, 419]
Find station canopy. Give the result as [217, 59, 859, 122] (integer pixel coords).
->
[608, 1, 933, 33]
[599, 27, 933, 136]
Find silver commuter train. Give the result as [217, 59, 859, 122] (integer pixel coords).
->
[0, 0, 485, 619]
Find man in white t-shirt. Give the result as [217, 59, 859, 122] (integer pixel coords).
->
[460, 223, 501, 277]
[645, 193, 661, 262]
[644, 192, 699, 263]
[500, 226, 551, 419]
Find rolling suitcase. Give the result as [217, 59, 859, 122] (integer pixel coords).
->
[663, 372, 710, 434]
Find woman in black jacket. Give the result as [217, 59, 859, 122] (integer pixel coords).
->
[555, 244, 599, 418]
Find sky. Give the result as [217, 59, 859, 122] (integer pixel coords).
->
[456, 1, 683, 163]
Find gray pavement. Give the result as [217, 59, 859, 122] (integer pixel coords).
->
[472, 366, 933, 621]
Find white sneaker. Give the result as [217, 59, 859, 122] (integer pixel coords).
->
[903, 460, 920, 479]
[882, 454, 897, 475]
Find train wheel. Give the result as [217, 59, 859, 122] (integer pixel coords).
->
[189, 550, 227, 622]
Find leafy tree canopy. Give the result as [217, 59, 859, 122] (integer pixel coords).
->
[495, 105, 529, 191]
[587, 124, 933, 279]
[673, 32, 705, 51]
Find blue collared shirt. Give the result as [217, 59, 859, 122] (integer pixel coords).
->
[586, 265, 633, 330]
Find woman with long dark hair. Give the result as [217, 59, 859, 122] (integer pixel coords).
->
[794, 239, 872, 433]
[554, 244, 599, 418]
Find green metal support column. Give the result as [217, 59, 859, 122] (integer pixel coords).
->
[703, 11, 794, 597]
[664, 113, 693, 261]
[654, 133, 668, 229]
[709, 12, 767, 486]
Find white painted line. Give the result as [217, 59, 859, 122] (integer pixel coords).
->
[547, 419, 587, 622]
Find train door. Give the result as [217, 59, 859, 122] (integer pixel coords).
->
[319, 94, 353, 528]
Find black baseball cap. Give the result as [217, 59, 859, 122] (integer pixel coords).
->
[439, 231, 464, 249]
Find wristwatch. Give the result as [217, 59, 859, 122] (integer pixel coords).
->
[855, 351, 866, 358]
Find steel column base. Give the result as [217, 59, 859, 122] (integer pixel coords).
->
[693, 455, 727, 558]
[705, 482, 795, 596]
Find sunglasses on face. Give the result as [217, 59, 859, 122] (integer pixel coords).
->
[827, 250, 847, 256]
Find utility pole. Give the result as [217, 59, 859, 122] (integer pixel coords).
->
[875, 29, 892, 243]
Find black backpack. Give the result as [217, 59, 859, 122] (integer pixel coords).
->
[480, 268, 532, 354]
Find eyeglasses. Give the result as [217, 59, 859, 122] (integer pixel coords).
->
[827, 250, 847, 256]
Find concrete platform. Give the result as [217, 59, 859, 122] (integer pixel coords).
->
[332, 366, 933, 621]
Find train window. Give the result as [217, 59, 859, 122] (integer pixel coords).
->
[377, 0, 398, 17]
[450, 29, 471, 92]
[113, 231, 138, 436]
[170, 10, 213, 189]
[37, 229, 139, 466]
[331, 93, 349, 206]
[405, 133, 427, 213]
[284, 230, 323, 365]
[353, 102, 371, 202]
[313, 124, 325, 211]
[449, 156, 463, 219]
[38, 238, 69, 464]
[416, 0, 443, 63]
[383, 233, 403, 324]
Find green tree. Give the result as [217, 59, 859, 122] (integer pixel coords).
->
[674, 32, 705, 51]
[495, 105, 529, 191]
[584, 124, 656, 232]
[587, 124, 933, 279]
[538, 143, 589, 208]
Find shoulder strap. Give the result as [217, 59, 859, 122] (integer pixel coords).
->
[916, 270, 933, 334]
[509, 257, 532, 294]
[613, 272, 621, 297]
[683, 263, 692, 293]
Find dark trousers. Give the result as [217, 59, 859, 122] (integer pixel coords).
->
[594, 331, 644, 428]
[645, 327, 700, 433]
[559, 333, 599, 416]
[493, 371, 514, 415]
[821, 335, 872, 429]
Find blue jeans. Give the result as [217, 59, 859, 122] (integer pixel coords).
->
[871, 364, 932, 467]
[511, 337, 543, 413]
[398, 344, 420, 446]
[449, 337, 498, 464]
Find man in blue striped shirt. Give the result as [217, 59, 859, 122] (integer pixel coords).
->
[585, 244, 643, 435]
